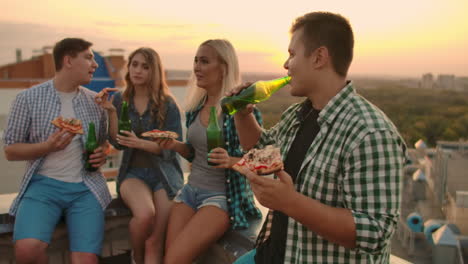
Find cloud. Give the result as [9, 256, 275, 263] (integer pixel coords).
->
[0, 20, 282, 74]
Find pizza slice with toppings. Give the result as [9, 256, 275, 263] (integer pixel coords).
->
[233, 145, 284, 175]
[51, 116, 84, 134]
[141, 129, 179, 139]
[95, 88, 119, 103]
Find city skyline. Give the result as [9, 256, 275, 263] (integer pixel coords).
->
[1, 0, 467, 77]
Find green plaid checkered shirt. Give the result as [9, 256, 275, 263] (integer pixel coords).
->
[255, 82, 406, 263]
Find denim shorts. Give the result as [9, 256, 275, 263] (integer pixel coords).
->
[174, 184, 228, 212]
[233, 249, 257, 264]
[123, 168, 164, 192]
[14, 174, 104, 255]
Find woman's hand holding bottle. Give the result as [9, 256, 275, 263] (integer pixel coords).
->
[208, 147, 239, 169]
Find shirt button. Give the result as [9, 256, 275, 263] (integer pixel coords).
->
[228, 198, 231, 202]
[226, 179, 230, 183]
[226, 142, 229, 146]
[230, 216, 234, 220]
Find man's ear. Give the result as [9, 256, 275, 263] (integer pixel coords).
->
[63, 55, 73, 69]
[313, 46, 330, 68]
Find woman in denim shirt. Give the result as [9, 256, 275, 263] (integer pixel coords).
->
[96, 47, 183, 264]
[155, 39, 262, 264]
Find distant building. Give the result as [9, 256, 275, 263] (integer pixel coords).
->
[421, 73, 434, 89]
[436, 74, 456, 90]
[455, 76, 468, 92]
[0, 47, 188, 90]
[430, 141, 468, 235]
[0, 47, 126, 90]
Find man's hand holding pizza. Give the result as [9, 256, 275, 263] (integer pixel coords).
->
[237, 166, 296, 213]
[45, 129, 76, 153]
[232, 145, 297, 212]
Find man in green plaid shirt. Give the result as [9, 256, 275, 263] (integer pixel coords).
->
[232, 12, 407, 264]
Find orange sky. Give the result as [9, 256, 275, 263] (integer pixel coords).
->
[1, 0, 467, 77]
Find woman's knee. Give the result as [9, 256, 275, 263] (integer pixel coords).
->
[132, 211, 155, 228]
[163, 250, 183, 264]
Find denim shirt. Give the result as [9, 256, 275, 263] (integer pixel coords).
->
[185, 103, 263, 229]
[109, 92, 183, 199]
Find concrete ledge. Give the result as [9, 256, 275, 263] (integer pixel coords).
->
[0, 181, 265, 263]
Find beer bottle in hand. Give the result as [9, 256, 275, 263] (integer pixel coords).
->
[221, 76, 291, 115]
[118, 101, 132, 148]
[85, 121, 99, 172]
[206, 106, 223, 166]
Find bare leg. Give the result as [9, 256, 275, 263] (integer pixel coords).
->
[15, 238, 48, 264]
[70, 252, 98, 264]
[164, 206, 230, 264]
[120, 178, 156, 264]
[144, 189, 172, 264]
[164, 202, 196, 252]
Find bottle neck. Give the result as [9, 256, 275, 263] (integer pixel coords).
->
[268, 76, 291, 94]
[120, 102, 129, 120]
[208, 107, 219, 126]
[87, 123, 96, 141]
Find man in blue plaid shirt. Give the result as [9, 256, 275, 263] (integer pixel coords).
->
[3, 38, 111, 264]
[232, 12, 407, 264]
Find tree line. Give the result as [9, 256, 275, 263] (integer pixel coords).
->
[258, 84, 468, 148]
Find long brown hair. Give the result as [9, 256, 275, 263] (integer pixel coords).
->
[123, 47, 174, 128]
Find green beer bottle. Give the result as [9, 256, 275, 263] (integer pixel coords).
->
[221, 76, 291, 115]
[84, 122, 99, 172]
[206, 106, 223, 166]
[118, 101, 132, 148]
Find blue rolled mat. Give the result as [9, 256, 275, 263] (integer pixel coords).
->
[424, 220, 443, 244]
[406, 212, 423, 232]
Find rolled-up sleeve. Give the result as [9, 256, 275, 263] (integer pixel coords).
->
[343, 130, 405, 254]
[3, 92, 30, 146]
[98, 108, 108, 146]
[256, 104, 298, 150]
[107, 93, 122, 149]
[160, 101, 183, 161]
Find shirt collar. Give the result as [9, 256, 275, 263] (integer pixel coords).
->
[317, 81, 355, 125]
[48, 79, 87, 102]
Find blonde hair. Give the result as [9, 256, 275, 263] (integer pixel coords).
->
[184, 39, 241, 112]
[123, 47, 175, 128]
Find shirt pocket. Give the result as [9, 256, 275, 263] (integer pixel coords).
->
[300, 155, 342, 206]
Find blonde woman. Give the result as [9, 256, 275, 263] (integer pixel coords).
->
[156, 39, 262, 264]
[96, 47, 183, 264]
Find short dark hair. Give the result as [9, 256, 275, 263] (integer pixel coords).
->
[53, 38, 92, 71]
[291, 12, 354, 77]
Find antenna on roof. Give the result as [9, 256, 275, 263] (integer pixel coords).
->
[108, 48, 125, 56]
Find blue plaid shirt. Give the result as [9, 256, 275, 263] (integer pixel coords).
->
[185, 103, 263, 229]
[3, 80, 111, 216]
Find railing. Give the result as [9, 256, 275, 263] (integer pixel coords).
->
[397, 217, 416, 256]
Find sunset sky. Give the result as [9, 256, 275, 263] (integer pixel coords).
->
[1, 0, 467, 77]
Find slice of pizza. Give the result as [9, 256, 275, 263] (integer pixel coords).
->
[95, 88, 119, 103]
[51, 116, 84, 134]
[233, 145, 284, 175]
[141, 129, 179, 139]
